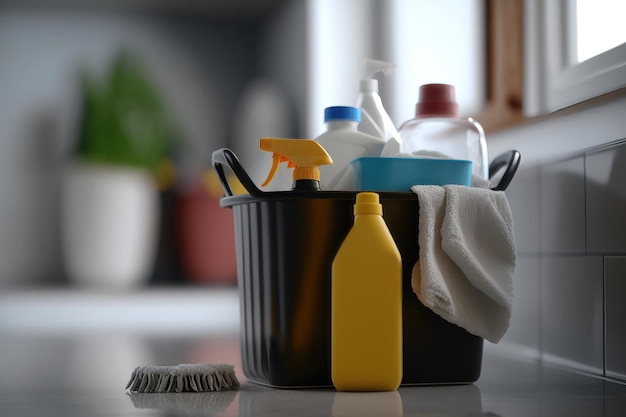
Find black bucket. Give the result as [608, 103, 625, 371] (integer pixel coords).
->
[213, 148, 520, 388]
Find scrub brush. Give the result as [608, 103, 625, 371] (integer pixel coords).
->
[125, 364, 240, 393]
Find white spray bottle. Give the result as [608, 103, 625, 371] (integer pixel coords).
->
[356, 59, 402, 156]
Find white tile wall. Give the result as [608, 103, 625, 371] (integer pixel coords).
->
[504, 257, 541, 353]
[506, 167, 541, 254]
[605, 257, 626, 380]
[500, 140, 626, 381]
[541, 255, 604, 372]
[539, 157, 586, 254]
[502, 166, 542, 354]
[585, 144, 626, 253]
[487, 94, 626, 381]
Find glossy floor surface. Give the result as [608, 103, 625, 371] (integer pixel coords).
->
[1, 332, 626, 417]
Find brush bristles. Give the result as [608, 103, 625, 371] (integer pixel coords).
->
[125, 364, 240, 393]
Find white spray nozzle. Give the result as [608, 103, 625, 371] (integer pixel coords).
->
[364, 59, 396, 79]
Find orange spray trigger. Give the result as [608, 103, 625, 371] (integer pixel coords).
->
[259, 138, 333, 190]
[261, 153, 289, 187]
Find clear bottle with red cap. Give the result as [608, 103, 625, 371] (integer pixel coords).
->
[398, 84, 488, 179]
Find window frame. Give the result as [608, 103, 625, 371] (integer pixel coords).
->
[475, 0, 525, 133]
[525, 0, 626, 117]
[477, 0, 626, 134]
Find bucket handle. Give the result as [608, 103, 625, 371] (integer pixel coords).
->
[212, 148, 265, 197]
[489, 150, 521, 191]
[212, 147, 521, 195]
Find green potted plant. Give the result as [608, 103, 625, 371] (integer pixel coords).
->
[62, 51, 175, 290]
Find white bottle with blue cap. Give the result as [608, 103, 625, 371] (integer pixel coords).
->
[314, 106, 385, 190]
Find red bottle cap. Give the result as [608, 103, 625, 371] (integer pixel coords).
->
[415, 84, 459, 117]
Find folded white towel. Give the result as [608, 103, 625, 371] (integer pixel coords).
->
[411, 184, 515, 343]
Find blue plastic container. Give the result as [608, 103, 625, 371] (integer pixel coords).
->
[352, 156, 472, 192]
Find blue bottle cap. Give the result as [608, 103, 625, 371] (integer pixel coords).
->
[324, 106, 361, 123]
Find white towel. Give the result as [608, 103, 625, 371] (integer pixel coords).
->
[411, 184, 515, 343]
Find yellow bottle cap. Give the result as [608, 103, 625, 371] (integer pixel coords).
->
[294, 166, 320, 181]
[354, 192, 382, 216]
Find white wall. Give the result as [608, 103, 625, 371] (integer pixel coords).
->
[386, 0, 485, 126]
[305, 0, 485, 137]
[488, 95, 626, 168]
[306, 0, 376, 137]
[486, 94, 626, 380]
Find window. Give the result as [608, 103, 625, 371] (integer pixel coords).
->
[575, 0, 626, 63]
[525, 0, 626, 116]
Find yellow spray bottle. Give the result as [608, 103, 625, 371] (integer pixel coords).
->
[260, 137, 333, 191]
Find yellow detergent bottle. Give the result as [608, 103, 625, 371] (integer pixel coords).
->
[259, 137, 333, 191]
[331, 192, 403, 391]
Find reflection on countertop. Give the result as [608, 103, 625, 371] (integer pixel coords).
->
[1, 331, 626, 417]
[1, 288, 625, 416]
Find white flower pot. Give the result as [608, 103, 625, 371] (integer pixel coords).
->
[61, 163, 159, 290]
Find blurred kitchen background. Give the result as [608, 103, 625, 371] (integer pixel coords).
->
[0, 0, 625, 382]
[0, 0, 486, 290]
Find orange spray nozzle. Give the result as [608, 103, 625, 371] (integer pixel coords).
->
[260, 138, 333, 188]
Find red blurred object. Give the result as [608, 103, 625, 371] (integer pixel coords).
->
[176, 176, 237, 285]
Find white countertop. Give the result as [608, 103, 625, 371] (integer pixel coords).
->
[0, 287, 240, 336]
[1, 288, 625, 416]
